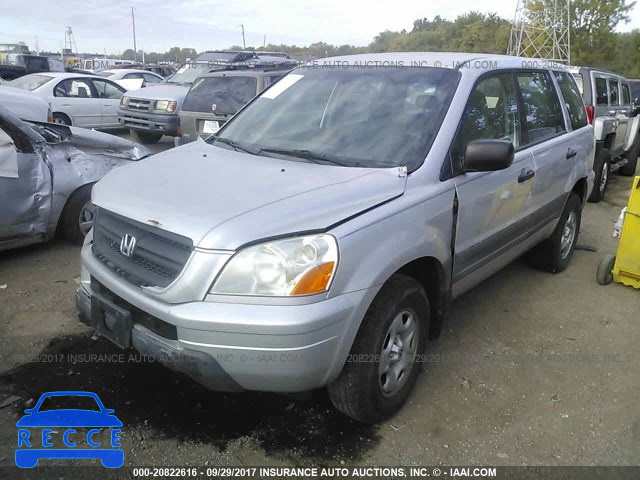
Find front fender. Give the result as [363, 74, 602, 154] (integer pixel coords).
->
[323, 184, 455, 382]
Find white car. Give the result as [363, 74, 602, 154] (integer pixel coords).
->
[8, 72, 127, 129]
[97, 69, 164, 84]
[0, 86, 52, 123]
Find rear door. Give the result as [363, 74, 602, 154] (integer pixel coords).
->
[515, 70, 570, 228]
[609, 77, 629, 153]
[90, 79, 126, 128]
[0, 119, 51, 243]
[451, 72, 536, 290]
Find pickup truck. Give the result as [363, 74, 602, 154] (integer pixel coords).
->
[570, 67, 640, 202]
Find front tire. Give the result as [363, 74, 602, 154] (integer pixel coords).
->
[61, 184, 95, 245]
[588, 148, 611, 203]
[328, 274, 429, 423]
[132, 129, 163, 144]
[528, 193, 582, 273]
[52, 112, 72, 126]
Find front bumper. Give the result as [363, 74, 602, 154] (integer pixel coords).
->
[77, 244, 375, 393]
[117, 109, 179, 136]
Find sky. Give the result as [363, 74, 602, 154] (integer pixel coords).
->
[2, 0, 640, 55]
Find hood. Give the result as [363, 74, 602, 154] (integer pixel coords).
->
[92, 141, 407, 250]
[28, 121, 151, 161]
[124, 83, 190, 101]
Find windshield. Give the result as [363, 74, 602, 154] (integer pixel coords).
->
[212, 66, 459, 170]
[182, 76, 258, 114]
[8, 74, 51, 91]
[166, 63, 213, 85]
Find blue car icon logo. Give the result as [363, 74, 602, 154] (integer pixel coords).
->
[15, 391, 123, 468]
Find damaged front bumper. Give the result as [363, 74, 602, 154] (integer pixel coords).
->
[76, 242, 375, 393]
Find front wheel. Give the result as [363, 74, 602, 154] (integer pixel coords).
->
[52, 112, 72, 126]
[131, 129, 163, 144]
[61, 184, 95, 245]
[328, 274, 429, 423]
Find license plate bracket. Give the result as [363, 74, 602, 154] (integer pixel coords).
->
[90, 293, 132, 349]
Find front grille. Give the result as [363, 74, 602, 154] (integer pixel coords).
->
[127, 98, 152, 112]
[92, 209, 193, 288]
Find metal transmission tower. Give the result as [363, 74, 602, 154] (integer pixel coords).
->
[64, 26, 78, 54]
[508, 0, 571, 64]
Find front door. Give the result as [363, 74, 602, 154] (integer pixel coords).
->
[52, 78, 102, 127]
[450, 72, 536, 293]
[91, 79, 126, 128]
[0, 121, 51, 242]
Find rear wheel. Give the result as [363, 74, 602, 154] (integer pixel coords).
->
[527, 193, 582, 273]
[132, 130, 163, 144]
[52, 112, 72, 125]
[588, 148, 611, 203]
[327, 274, 429, 423]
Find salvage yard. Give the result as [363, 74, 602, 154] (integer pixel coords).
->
[0, 130, 638, 474]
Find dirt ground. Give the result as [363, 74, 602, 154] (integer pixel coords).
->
[0, 135, 638, 477]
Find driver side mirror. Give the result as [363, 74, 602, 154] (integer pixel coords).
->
[632, 97, 640, 116]
[463, 139, 514, 173]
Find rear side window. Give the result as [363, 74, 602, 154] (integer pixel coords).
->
[622, 84, 631, 106]
[554, 71, 588, 130]
[516, 71, 566, 144]
[630, 82, 640, 102]
[609, 79, 620, 106]
[595, 78, 608, 106]
[572, 73, 583, 95]
[182, 76, 258, 115]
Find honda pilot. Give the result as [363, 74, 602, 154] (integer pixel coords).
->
[77, 53, 594, 423]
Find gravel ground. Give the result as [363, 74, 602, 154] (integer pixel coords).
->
[0, 133, 638, 477]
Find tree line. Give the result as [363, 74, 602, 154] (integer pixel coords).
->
[120, 1, 640, 78]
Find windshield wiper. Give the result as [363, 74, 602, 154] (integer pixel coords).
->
[257, 148, 351, 167]
[212, 136, 256, 155]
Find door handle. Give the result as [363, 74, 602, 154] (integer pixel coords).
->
[566, 148, 578, 159]
[518, 169, 535, 183]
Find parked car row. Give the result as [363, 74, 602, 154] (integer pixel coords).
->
[75, 52, 601, 424]
[117, 51, 296, 144]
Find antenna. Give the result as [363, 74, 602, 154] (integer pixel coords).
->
[64, 26, 78, 55]
[507, 0, 571, 64]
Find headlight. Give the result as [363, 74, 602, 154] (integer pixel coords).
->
[210, 234, 338, 296]
[154, 100, 177, 113]
[120, 96, 129, 107]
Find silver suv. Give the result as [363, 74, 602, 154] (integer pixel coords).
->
[570, 67, 640, 202]
[77, 53, 594, 423]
